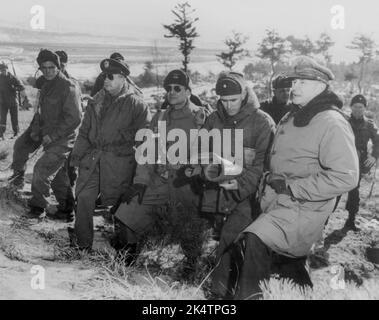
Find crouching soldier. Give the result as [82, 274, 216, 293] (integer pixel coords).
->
[232, 57, 359, 300]
[25, 49, 82, 220]
[112, 69, 209, 267]
[70, 57, 150, 251]
[344, 94, 379, 231]
[9, 50, 80, 194]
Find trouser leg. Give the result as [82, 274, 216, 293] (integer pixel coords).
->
[9, 101, 19, 135]
[67, 152, 77, 187]
[271, 254, 313, 289]
[211, 201, 253, 299]
[11, 125, 40, 172]
[74, 166, 99, 248]
[332, 195, 341, 213]
[233, 233, 272, 300]
[0, 104, 8, 136]
[28, 146, 70, 209]
[345, 178, 361, 224]
[51, 161, 75, 212]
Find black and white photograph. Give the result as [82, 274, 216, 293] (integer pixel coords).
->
[0, 0, 378, 303]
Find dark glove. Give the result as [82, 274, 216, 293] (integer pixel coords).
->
[120, 183, 147, 205]
[268, 179, 292, 196]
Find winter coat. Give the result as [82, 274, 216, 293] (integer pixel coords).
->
[196, 86, 276, 215]
[37, 71, 82, 147]
[260, 97, 292, 125]
[71, 85, 151, 197]
[133, 98, 208, 186]
[349, 116, 379, 166]
[0, 72, 24, 104]
[245, 89, 359, 257]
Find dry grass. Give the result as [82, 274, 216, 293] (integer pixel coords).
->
[260, 277, 379, 300]
[0, 237, 29, 262]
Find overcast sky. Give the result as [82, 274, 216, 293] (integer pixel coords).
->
[1, 0, 379, 62]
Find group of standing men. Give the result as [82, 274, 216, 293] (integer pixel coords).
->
[3, 48, 378, 299]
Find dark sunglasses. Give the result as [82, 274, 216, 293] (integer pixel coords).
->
[40, 66, 57, 71]
[104, 73, 115, 80]
[164, 85, 183, 93]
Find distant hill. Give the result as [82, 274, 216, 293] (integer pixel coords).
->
[0, 25, 159, 47]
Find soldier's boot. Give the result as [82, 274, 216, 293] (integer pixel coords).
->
[48, 198, 75, 222]
[26, 206, 46, 219]
[47, 208, 74, 223]
[8, 170, 25, 188]
[344, 211, 360, 232]
[67, 226, 92, 253]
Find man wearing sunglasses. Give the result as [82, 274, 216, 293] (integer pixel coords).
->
[112, 69, 209, 268]
[90, 52, 142, 98]
[11, 49, 82, 220]
[70, 57, 150, 251]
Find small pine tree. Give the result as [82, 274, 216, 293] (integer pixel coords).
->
[286, 35, 316, 56]
[347, 34, 378, 93]
[256, 29, 289, 96]
[315, 33, 335, 65]
[216, 31, 250, 71]
[163, 2, 199, 72]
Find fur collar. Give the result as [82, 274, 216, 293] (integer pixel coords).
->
[292, 89, 344, 127]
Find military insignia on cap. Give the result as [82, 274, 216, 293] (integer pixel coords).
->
[223, 84, 227, 88]
[104, 60, 109, 68]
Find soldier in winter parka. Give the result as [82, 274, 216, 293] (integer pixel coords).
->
[344, 94, 379, 231]
[70, 58, 151, 250]
[113, 69, 210, 267]
[176, 71, 276, 299]
[233, 56, 359, 300]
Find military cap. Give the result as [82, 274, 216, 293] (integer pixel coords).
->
[0, 62, 8, 70]
[272, 74, 292, 89]
[110, 52, 124, 61]
[215, 72, 244, 96]
[55, 50, 68, 63]
[287, 56, 335, 83]
[163, 69, 191, 89]
[100, 58, 130, 77]
[351, 94, 367, 107]
[37, 49, 61, 69]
